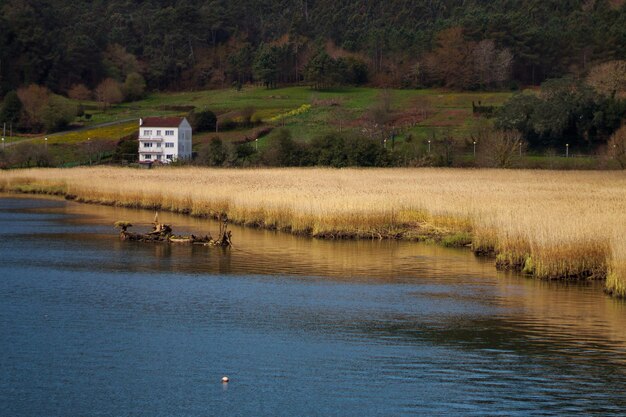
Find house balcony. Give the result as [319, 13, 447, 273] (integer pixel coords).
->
[138, 136, 164, 142]
[138, 148, 164, 154]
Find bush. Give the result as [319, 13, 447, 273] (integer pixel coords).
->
[309, 132, 391, 167]
[123, 72, 146, 101]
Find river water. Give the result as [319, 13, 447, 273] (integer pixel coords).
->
[1, 196, 625, 416]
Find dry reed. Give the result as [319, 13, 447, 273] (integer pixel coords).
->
[2, 166, 626, 294]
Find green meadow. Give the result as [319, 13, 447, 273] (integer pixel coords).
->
[19, 86, 512, 163]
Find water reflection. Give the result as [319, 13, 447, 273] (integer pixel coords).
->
[2, 196, 626, 416]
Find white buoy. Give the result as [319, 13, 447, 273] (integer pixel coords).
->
[221, 376, 229, 383]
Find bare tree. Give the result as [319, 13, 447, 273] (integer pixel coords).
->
[95, 78, 123, 110]
[364, 90, 394, 143]
[473, 124, 524, 168]
[17, 84, 50, 131]
[587, 60, 626, 97]
[493, 49, 513, 87]
[68, 84, 92, 101]
[473, 39, 497, 88]
[472, 40, 512, 89]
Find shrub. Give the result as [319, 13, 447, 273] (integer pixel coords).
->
[42, 95, 77, 132]
[123, 72, 146, 101]
[309, 132, 391, 167]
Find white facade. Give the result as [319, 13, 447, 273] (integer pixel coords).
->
[138, 117, 193, 163]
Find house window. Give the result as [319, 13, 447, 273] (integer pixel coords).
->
[144, 154, 152, 160]
[143, 129, 152, 136]
[165, 130, 174, 136]
[156, 155, 162, 160]
[156, 130, 161, 136]
[156, 143, 162, 148]
[166, 154, 173, 160]
[165, 143, 174, 148]
[143, 142, 152, 148]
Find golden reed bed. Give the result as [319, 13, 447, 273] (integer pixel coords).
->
[2, 166, 626, 296]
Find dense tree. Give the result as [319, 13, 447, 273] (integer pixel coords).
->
[304, 50, 346, 89]
[253, 44, 279, 88]
[227, 42, 255, 87]
[0, 0, 625, 92]
[496, 77, 626, 148]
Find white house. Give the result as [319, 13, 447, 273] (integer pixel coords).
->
[138, 117, 193, 163]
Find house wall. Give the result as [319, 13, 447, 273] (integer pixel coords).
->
[137, 118, 192, 163]
[177, 119, 193, 160]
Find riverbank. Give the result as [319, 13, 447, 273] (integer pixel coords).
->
[1, 166, 625, 297]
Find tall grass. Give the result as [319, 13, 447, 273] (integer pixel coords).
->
[2, 167, 626, 294]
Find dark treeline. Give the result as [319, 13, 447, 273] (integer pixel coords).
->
[1, 0, 625, 94]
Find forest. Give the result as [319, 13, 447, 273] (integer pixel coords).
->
[0, 0, 625, 94]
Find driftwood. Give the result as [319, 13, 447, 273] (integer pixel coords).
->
[114, 214, 232, 247]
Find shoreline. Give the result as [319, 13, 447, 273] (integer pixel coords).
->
[2, 186, 469, 244]
[1, 166, 625, 298]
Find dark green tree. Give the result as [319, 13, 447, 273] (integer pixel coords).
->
[190, 110, 217, 132]
[253, 44, 279, 89]
[0, 91, 23, 125]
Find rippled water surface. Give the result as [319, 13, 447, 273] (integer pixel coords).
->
[1, 196, 626, 416]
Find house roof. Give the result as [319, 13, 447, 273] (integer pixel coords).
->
[141, 117, 186, 128]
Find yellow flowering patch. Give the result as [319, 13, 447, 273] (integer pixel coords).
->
[267, 104, 311, 122]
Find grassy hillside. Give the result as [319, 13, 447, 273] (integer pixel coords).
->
[17, 86, 511, 165]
